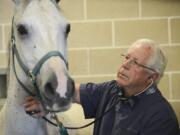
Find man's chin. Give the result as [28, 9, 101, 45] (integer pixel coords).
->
[116, 78, 128, 87]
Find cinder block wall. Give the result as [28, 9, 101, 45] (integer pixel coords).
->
[0, 0, 180, 134]
[65, 0, 180, 125]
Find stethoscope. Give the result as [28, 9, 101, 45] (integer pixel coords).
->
[43, 79, 155, 135]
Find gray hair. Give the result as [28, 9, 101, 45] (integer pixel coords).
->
[131, 39, 167, 84]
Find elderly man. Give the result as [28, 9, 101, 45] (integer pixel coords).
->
[24, 39, 179, 135]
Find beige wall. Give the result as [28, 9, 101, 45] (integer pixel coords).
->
[0, 0, 180, 134]
[65, 0, 180, 125]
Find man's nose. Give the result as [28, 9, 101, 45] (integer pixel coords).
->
[122, 59, 132, 68]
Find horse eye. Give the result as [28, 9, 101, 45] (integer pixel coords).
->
[17, 24, 28, 36]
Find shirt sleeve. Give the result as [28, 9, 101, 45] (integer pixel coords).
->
[80, 82, 104, 118]
[80, 81, 115, 119]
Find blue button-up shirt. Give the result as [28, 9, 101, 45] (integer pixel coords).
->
[80, 80, 179, 135]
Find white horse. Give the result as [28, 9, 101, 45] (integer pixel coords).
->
[0, 0, 75, 134]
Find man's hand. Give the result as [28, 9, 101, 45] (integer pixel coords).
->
[23, 96, 46, 118]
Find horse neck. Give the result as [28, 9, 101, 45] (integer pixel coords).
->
[5, 54, 49, 135]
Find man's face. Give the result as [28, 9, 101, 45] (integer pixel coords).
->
[116, 45, 153, 89]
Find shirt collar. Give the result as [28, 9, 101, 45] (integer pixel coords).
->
[134, 84, 157, 99]
[119, 84, 157, 108]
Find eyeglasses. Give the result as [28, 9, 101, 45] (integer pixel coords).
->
[121, 54, 156, 72]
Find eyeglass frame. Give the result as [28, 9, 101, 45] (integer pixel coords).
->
[120, 54, 156, 73]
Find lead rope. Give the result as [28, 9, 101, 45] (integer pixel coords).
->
[51, 113, 69, 135]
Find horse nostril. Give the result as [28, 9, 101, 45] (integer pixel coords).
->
[44, 82, 57, 99]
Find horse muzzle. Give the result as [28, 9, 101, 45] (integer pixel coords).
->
[42, 76, 75, 112]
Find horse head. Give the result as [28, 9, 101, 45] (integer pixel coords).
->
[11, 0, 74, 112]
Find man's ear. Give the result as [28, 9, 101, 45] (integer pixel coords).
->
[148, 73, 159, 83]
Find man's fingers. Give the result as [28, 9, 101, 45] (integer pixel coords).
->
[24, 96, 40, 112]
[25, 96, 35, 102]
[24, 96, 39, 107]
[24, 99, 38, 108]
[23, 96, 46, 117]
[25, 102, 41, 111]
[32, 112, 45, 118]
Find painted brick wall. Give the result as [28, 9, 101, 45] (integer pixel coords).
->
[0, 0, 180, 134]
